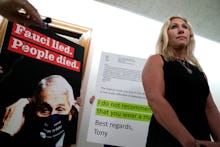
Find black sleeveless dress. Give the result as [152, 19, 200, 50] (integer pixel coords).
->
[146, 56, 211, 147]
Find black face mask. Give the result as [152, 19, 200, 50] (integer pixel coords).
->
[35, 114, 69, 146]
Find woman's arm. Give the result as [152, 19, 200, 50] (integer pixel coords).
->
[191, 93, 220, 147]
[142, 54, 195, 147]
[205, 93, 220, 141]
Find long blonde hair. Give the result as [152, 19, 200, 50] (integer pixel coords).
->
[155, 16, 203, 71]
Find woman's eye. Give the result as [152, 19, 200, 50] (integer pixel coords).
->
[169, 25, 177, 29]
[182, 24, 188, 29]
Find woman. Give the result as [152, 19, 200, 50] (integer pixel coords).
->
[142, 16, 220, 147]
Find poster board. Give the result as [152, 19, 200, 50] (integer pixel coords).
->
[0, 18, 91, 146]
[87, 52, 152, 147]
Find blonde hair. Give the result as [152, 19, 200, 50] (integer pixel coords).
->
[155, 16, 203, 71]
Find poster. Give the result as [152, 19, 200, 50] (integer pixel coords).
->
[87, 52, 152, 147]
[0, 21, 84, 146]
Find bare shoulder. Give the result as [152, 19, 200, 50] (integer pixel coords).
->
[146, 54, 163, 65]
[142, 54, 163, 74]
[142, 54, 164, 81]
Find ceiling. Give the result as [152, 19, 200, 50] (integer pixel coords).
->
[95, 0, 220, 43]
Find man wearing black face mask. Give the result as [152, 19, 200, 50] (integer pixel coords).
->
[0, 75, 79, 147]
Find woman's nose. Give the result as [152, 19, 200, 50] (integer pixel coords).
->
[178, 27, 184, 34]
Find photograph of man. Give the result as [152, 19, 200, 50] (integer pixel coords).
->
[0, 74, 79, 147]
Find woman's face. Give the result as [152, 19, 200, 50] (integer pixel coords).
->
[167, 18, 191, 50]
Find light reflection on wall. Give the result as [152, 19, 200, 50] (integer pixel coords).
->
[195, 36, 220, 108]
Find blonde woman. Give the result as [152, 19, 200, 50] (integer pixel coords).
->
[142, 16, 220, 147]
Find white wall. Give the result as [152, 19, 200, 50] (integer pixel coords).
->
[29, 1, 220, 147]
